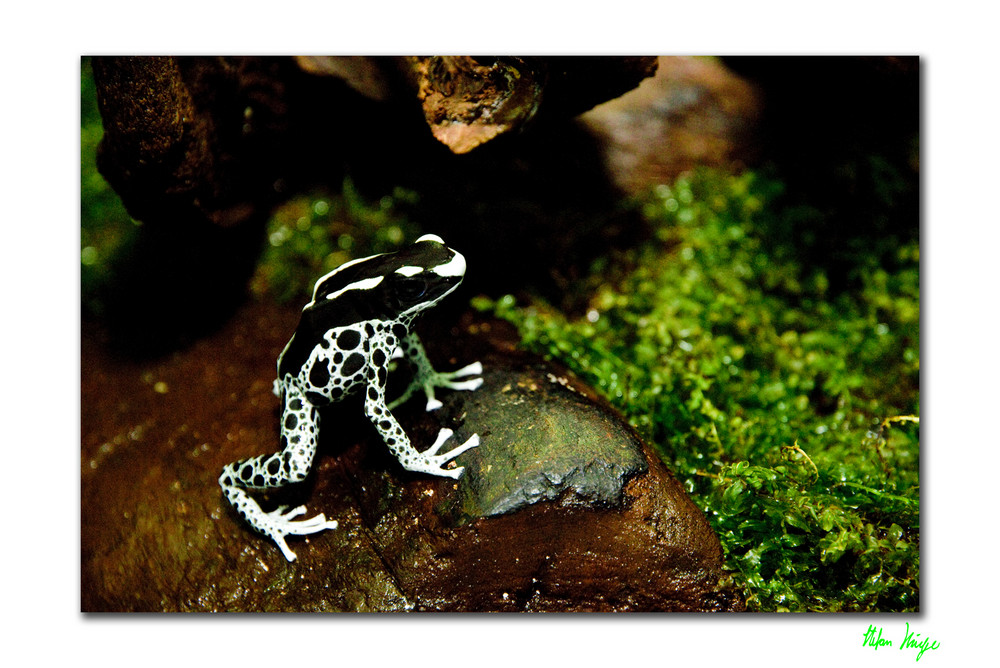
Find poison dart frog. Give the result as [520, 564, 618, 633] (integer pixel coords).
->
[219, 234, 483, 561]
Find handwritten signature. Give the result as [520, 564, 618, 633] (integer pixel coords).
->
[862, 623, 940, 661]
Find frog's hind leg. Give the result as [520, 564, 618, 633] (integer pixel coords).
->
[218, 381, 337, 561]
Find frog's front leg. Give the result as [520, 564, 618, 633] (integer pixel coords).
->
[388, 332, 483, 412]
[218, 379, 338, 561]
[368, 344, 479, 478]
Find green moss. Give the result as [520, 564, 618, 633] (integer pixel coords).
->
[478, 168, 919, 612]
[249, 179, 421, 303]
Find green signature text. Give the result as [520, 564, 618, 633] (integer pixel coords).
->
[862, 623, 940, 662]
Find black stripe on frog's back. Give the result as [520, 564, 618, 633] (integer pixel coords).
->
[311, 242, 455, 303]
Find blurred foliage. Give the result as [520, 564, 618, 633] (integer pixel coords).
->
[80, 57, 141, 317]
[477, 168, 919, 611]
[248, 179, 421, 303]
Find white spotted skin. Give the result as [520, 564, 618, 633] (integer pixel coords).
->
[219, 235, 483, 561]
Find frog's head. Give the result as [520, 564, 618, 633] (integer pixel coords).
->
[309, 234, 467, 320]
[380, 234, 467, 316]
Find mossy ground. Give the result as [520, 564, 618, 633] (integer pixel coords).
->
[480, 169, 919, 612]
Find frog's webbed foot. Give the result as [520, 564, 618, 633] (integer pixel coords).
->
[262, 505, 339, 562]
[389, 361, 484, 412]
[409, 428, 480, 479]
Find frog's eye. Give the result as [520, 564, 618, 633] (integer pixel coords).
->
[395, 276, 428, 303]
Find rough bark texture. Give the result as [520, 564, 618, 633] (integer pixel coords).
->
[93, 56, 292, 228]
[92, 56, 656, 225]
[395, 56, 658, 153]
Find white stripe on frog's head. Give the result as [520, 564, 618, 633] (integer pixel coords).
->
[395, 265, 424, 277]
[410, 233, 466, 279]
[308, 251, 386, 305]
[431, 249, 466, 278]
[322, 275, 384, 302]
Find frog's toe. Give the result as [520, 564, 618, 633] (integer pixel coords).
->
[420, 366, 483, 410]
[423, 428, 455, 456]
[437, 465, 464, 479]
[421, 460, 466, 479]
[290, 512, 338, 533]
[450, 361, 483, 377]
[414, 430, 480, 478]
[437, 361, 483, 387]
[262, 505, 339, 560]
[440, 361, 483, 391]
[445, 433, 480, 459]
[442, 377, 483, 392]
[273, 536, 299, 562]
[270, 504, 305, 521]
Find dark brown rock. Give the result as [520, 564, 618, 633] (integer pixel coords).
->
[405, 56, 547, 154]
[395, 56, 658, 154]
[579, 56, 762, 195]
[81, 301, 742, 612]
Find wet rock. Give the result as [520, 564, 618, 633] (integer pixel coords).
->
[434, 354, 650, 523]
[81, 302, 742, 612]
